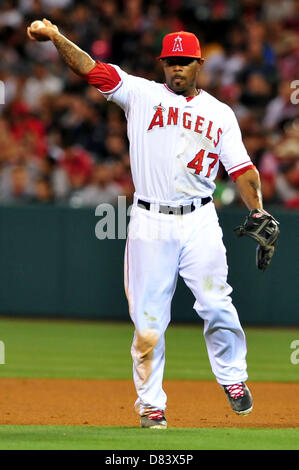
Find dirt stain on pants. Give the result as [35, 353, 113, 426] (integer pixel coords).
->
[131, 328, 160, 386]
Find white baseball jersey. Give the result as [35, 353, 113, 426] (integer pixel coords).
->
[84, 62, 254, 203]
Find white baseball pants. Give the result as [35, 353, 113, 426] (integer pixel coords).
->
[124, 199, 248, 416]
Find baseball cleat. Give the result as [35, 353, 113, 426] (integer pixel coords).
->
[222, 382, 253, 415]
[140, 410, 167, 429]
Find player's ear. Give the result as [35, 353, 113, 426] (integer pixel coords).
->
[160, 59, 168, 70]
[198, 58, 205, 66]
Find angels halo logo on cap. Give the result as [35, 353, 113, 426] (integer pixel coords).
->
[172, 35, 183, 52]
[158, 31, 202, 59]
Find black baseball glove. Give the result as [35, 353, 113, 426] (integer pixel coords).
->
[234, 209, 280, 271]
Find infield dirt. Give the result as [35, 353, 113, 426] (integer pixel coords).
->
[0, 379, 298, 428]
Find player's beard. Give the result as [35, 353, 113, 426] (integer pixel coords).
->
[170, 76, 187, 94]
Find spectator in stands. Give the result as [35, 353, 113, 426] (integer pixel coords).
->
[263, 80, 298, 131]
[32, 176, 54, 204]
[9, 100, 48, 158]
[0, 165, 33, 204]
[22, 62, 63, 110]
[68, 162, 122, 207]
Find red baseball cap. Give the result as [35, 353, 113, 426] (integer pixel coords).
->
[158, 31, 201, 59]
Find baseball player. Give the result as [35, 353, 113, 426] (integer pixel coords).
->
[27, 21, 279, 429]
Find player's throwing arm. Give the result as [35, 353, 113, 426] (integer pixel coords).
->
[27, 18, 96, 75]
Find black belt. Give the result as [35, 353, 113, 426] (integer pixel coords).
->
[137, 197, 211, 215]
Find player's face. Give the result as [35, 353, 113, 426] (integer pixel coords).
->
[162, 57, 202, 96]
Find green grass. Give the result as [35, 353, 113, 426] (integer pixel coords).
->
[0, 318, 298, 381]
[0, 426, 298, 450]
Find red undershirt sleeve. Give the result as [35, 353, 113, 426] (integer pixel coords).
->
[230, 164, 256, 181]
[82, 61, 122, 94]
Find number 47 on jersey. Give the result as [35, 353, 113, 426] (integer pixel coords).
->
[187, 149, 219, 178]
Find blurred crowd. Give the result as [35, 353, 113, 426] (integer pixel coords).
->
[0, 0, 299, 208]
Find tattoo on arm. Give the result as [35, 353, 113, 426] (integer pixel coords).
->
[249, 179, 262, 202]
[51, 33, 96, 76]
[235, 169, 263, 210]
[239, 177, 263, 210]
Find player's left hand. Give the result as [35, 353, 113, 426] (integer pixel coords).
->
[234, 209, 280, 271]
